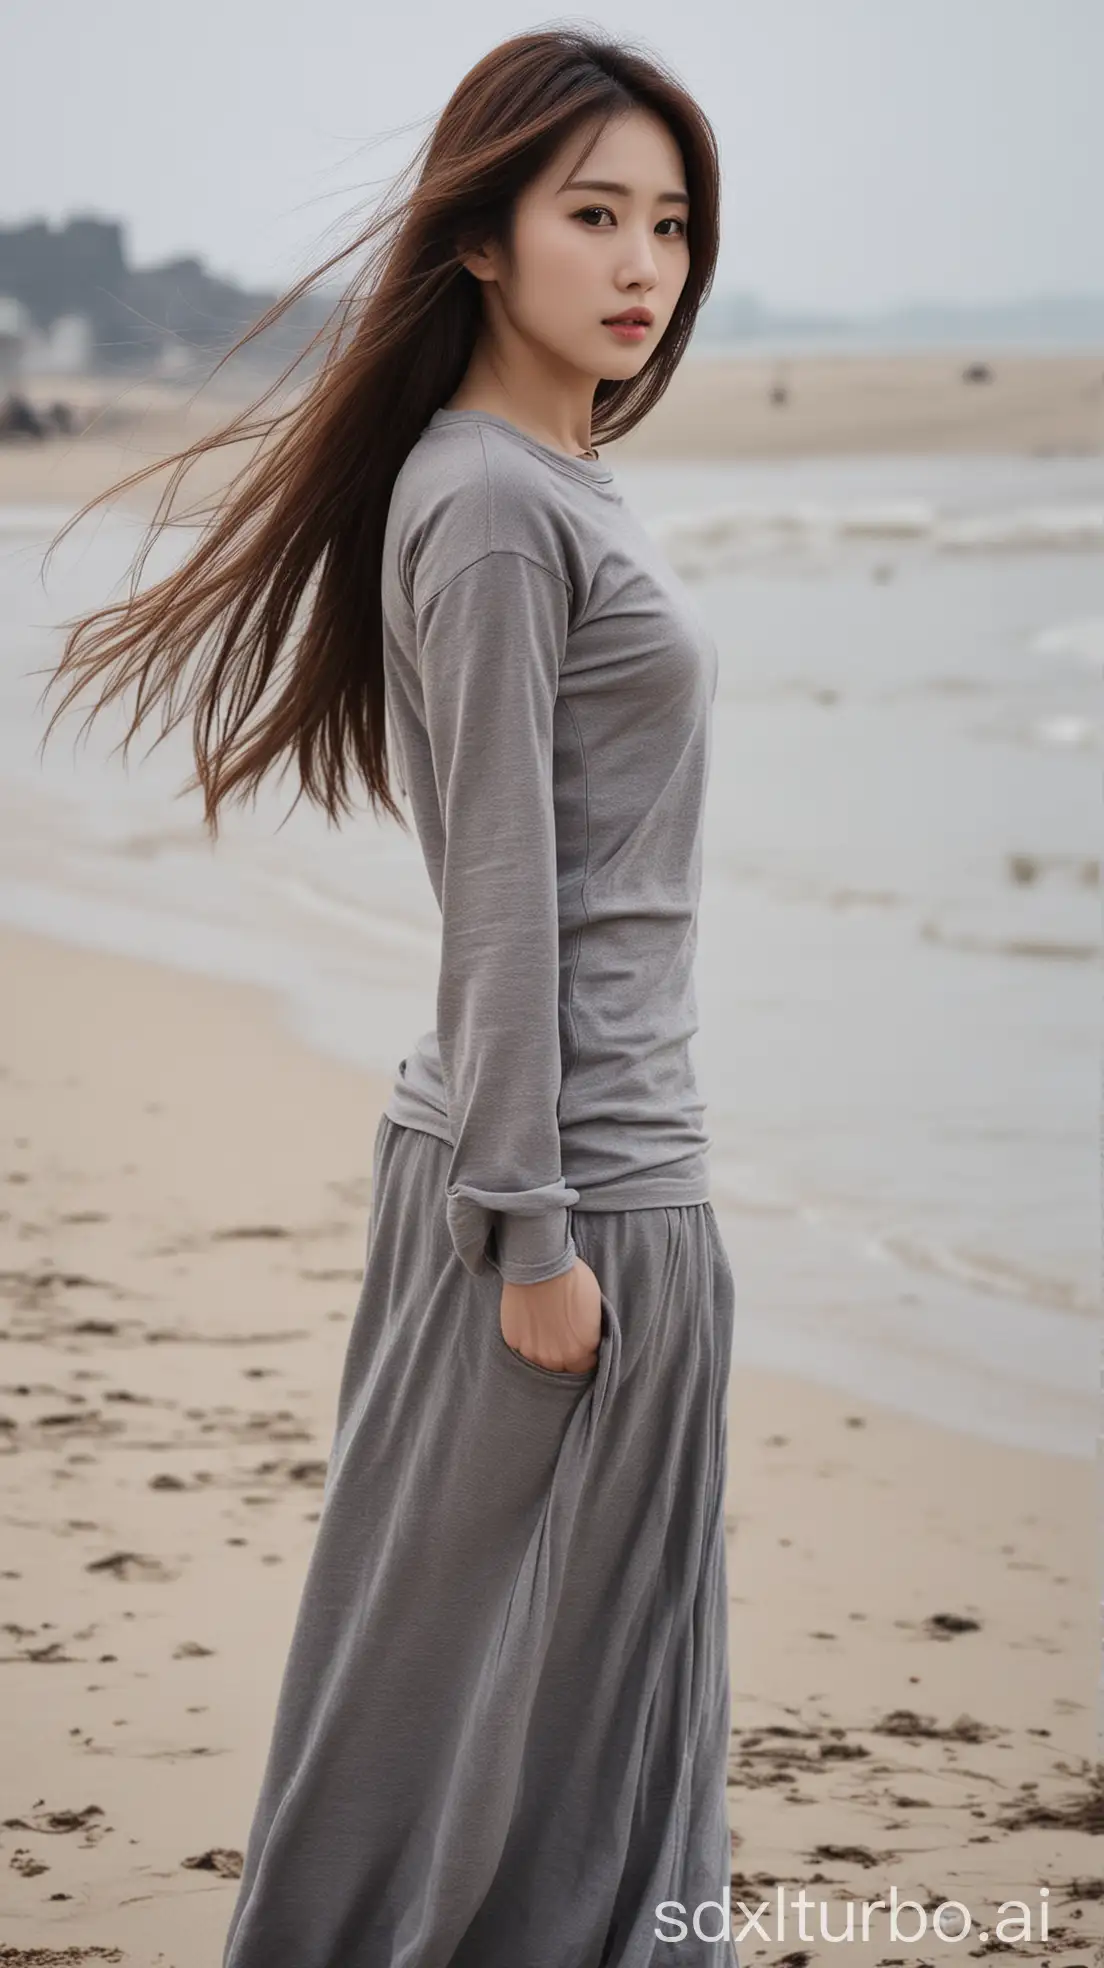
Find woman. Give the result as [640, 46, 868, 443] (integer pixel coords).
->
[45, 28, 738, 1966]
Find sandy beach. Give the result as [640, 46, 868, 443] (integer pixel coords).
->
[1, 351, 1100, 1962]
[1, 350, 1101, 523]
[0, 927, 1099, 1966]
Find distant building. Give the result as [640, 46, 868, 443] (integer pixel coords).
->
[0, 214, 332, 375]
[0, 295, 29, 385]
[0, 218, 132, 366]
[26, 312, 94, 375]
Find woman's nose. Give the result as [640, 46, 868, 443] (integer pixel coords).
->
[618, 230, 660, 289]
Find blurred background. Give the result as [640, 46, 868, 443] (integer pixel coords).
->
[1, 2, 1101, 1958]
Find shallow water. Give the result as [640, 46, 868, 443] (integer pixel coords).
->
[2, 450, 1099, 1455]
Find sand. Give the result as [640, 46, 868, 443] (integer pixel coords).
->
[624, 349, 1104, 460]
[2, 352, 1101, 1961]
[0, 926, 1099, 1967]
[2, 351, 1101, 524]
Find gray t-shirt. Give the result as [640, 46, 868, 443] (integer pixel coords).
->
[381, 408, 717, 1286]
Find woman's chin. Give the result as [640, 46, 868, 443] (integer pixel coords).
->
[597, 348, 653, 385]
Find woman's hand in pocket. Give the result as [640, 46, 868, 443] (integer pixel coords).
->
[500, 1258, 603, 1374]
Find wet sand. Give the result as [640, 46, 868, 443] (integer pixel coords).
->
[0, 928, 1098, 1966]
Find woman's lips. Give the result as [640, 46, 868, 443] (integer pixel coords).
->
[603, 320, 649, 341]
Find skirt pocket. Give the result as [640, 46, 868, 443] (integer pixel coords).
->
[491, 1288, 607, 1391]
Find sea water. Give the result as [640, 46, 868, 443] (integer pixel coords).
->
[1, 450, 1099, 1456]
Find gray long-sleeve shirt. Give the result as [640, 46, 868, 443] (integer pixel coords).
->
[380, 408, 717, 1286]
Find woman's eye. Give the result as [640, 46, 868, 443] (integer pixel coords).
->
[571, 206, 687, 236]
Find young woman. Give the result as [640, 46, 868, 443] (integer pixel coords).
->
[45, 28, 738, 1966]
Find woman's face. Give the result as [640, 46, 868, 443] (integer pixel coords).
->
[467, 107, 692, 384]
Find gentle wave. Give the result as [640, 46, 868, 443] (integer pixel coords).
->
[1029, 712, 1099, 749]
[7, 498, 1103, 562]
[712, 1155, 1097, 1322]
[870, 1226, 1098, 1321]
[649, 500, 1104, 575]
[1030, 615, 1104, 669]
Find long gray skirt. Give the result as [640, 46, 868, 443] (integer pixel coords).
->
[222, 1112, 738, 1967]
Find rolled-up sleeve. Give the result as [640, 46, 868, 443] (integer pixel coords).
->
[415, 548, 579, 1285]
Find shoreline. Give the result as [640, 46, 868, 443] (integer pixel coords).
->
[1, 896, 1094, 1464]
[1, 422, 1098, 1467]
[0, 924, 1098, 1962]
[0, 350, 1100, 522]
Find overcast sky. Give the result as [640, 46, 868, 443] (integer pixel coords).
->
[5, 0, 1099, 313]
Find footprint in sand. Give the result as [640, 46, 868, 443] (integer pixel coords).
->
[182, 1845, 243, 1877]
[84, 1551, 177, 1583]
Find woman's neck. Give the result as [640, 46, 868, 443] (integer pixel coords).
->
[445, 345, 597, 462]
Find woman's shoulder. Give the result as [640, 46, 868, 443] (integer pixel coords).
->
[389, 415, 573, 607]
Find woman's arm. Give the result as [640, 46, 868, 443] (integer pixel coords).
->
[415, 546, 580, 1285]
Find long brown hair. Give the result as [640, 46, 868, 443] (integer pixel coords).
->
[42, 28, 720, 834]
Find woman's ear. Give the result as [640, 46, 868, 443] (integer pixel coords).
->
[456, 237, 499, 286]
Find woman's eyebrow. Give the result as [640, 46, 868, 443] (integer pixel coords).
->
[561, 177, 690, 206]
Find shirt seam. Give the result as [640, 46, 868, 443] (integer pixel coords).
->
[560, 696, 591, 1085]
[433, 411, 615, 487]
[477, 424, 492, 558]
[414, 547, 572, 621]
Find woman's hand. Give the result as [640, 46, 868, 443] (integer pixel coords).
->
[499, 1257, 603, 1374]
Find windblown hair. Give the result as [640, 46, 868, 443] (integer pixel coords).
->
[42, 27, 720, 833]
